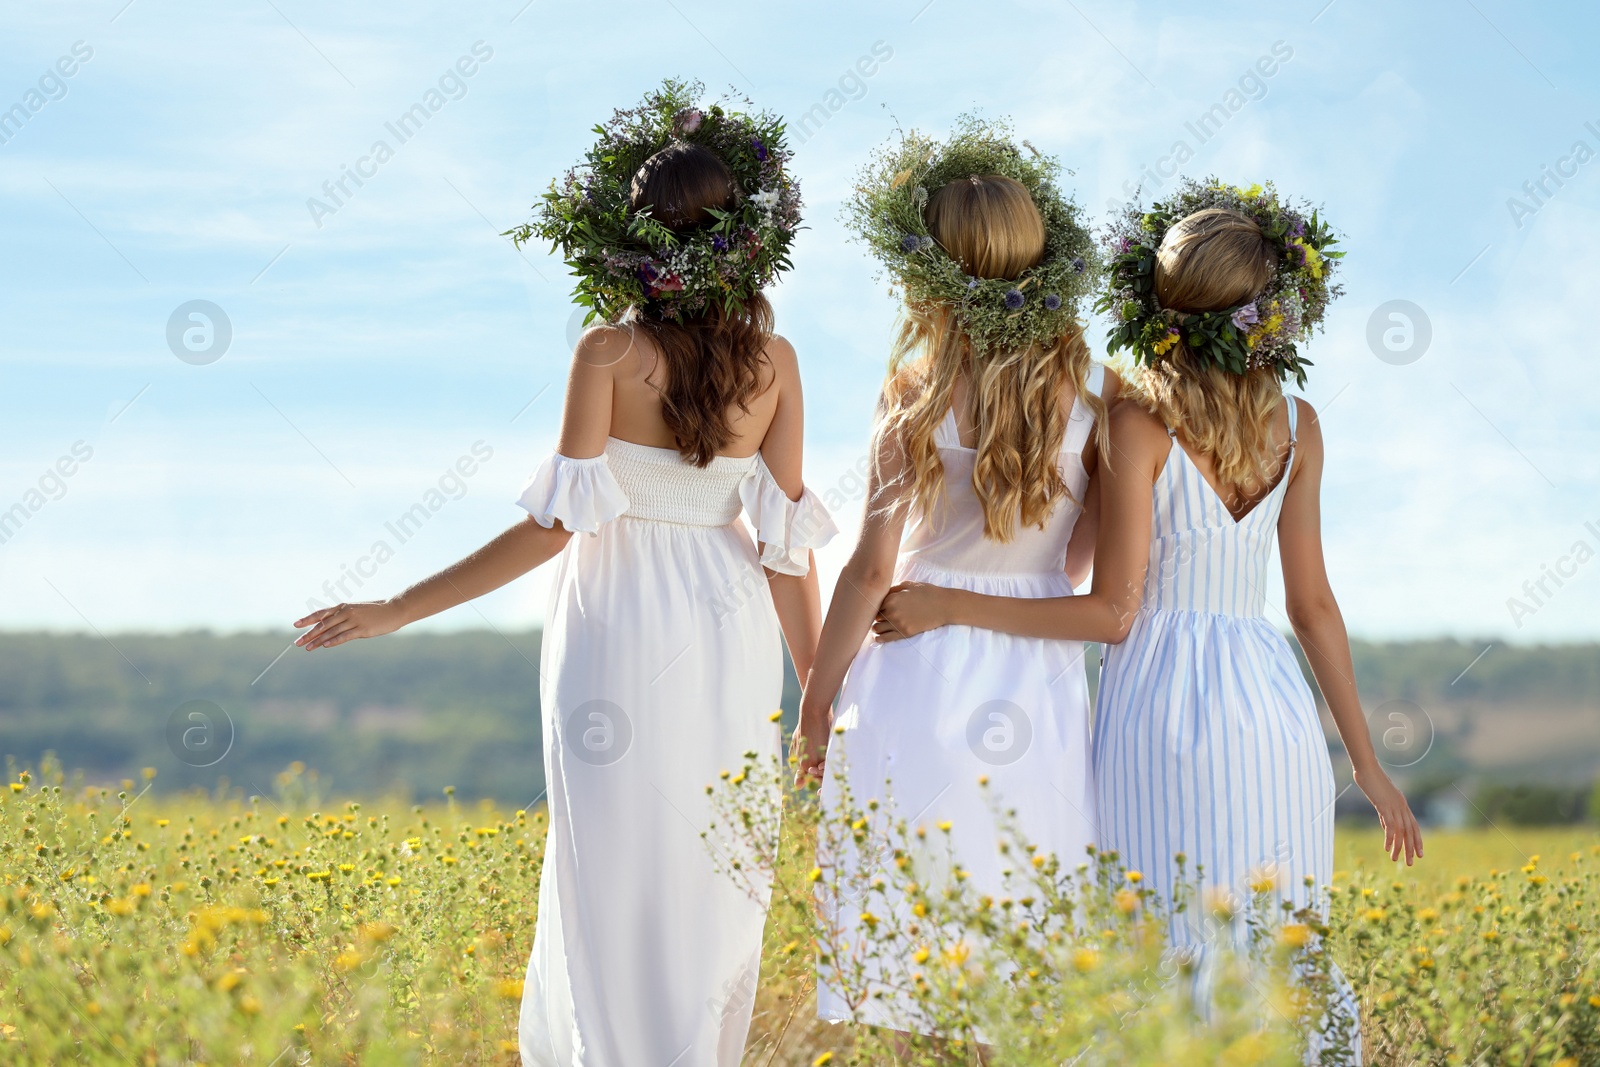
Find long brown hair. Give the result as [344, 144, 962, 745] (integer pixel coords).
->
[878, 175, 1105, 541]
[626, 141, 773, 466]
[1130, 207, 1285, 499]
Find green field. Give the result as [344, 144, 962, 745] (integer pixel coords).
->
[2, 760, 1596, 1066]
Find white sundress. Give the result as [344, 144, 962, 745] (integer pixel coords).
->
[515, 437, 836, 1067]
[1093, 397, 1361, 1061]
[818, 365, 1105, 1033]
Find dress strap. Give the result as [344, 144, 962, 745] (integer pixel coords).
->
[934, 407, 963, 450]
[1287, 396, 1300, 442]
[1061, 362, 1109, 455]
[1087, 361, 1105, 397]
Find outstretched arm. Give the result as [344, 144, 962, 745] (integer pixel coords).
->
[293, 329, 622, 650]
[1278, 399, 1422, 865]
[756, 336, 825, 681]
[873, 400, 1164, 644]
[790, 414, 911, 786]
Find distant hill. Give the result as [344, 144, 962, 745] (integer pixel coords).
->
[0, 631, 1592, 803]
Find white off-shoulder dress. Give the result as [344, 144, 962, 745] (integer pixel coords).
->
[515, 437, 835, 1067]
[817, 366, 1104, 1033]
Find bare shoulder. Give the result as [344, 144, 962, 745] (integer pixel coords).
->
[1109, 396, 1165, 441]
[1288, 395, 1324, 471]
[763, 331, 799, 379]
[571, 323, 640, 375]
[1104, 398, 1169, 474]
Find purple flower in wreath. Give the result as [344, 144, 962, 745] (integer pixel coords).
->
[1230, 301, 1259, 330]
[637, 260, 685, 297]
[1044, 293, 1062, 311]
[901, 233, 922, 253]
[751, 138, 768, 162]
[966, 277, 981, 291]
[712, 234, 729, 252]
[1070, 256, 1086, 274]
[1004, 288, 1026, 310]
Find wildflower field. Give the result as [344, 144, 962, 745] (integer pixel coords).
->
[1, 757, 1597, 1066]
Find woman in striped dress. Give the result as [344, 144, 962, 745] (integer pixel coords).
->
[875, 198, 1422, 1059]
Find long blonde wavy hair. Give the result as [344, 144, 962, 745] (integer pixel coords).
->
[877, 175, 1106, 542]
[1130, 207, 1287, 501]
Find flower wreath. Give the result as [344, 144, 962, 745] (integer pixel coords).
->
[506, 78, 802, 325]
[844, 114, 1099, 354]
[1096, 177, 1343, 388]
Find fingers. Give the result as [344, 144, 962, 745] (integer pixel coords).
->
[1405, 809, 1423, 865]
[295, 605, 346, 646]
[304, 615, 362, 650]
[292, 606, 337, 628]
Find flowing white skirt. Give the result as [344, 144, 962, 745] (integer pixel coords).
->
[816, 557, 1098, 1032]
[519, 516, 782, 1067]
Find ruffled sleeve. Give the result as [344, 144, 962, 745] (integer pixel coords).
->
[738, 454, 838, 576]
[515, 453, 630, 535]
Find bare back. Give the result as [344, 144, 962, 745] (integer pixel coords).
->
[555, 324, 806, 500]
[1168, 403, 1296, 523]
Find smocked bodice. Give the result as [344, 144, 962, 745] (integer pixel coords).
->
[515, 438, 837, 576]
[900, 365, 1102, 578]
[603, 438, 756, 526]
[1140, 400, 1299, 618]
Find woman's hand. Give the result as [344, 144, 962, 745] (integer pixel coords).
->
[790, 693, 832, 790]
[1353, 764, 1424, 865]
[871, 581, 954, 643]
[293, 600, 408, 651]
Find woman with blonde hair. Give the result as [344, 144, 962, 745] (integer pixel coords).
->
[794, 119, 1115, 1035]
[879, 180, 1422, 1060]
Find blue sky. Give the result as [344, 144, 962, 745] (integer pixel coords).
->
[1, 0, 1597, 642]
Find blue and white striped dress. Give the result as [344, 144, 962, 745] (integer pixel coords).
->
[1095, 397, 1332, 919]
[1094, 397, 1360, 1059]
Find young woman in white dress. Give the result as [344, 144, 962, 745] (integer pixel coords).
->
[793, 153, 1115, 1035]
[292, 109, 834, 1064]
[877, 188, 1423, 1058]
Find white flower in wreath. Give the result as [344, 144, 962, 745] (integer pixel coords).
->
[750, 188, 781, 219]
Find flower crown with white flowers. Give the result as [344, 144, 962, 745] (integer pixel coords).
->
[1096, 178, 1343, 388]
[506, 79, 801, 326]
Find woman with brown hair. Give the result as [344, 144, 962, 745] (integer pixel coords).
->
[291, 86, 833, 1066]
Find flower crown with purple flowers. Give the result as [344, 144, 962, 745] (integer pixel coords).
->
[845, 114, 1099, 354]
[506, 79, 801, 326]
[1096, 178, 1343, 388]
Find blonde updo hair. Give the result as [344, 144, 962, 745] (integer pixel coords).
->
[1132, 207, 1287, 500]
[879, 175, 1105, 541]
